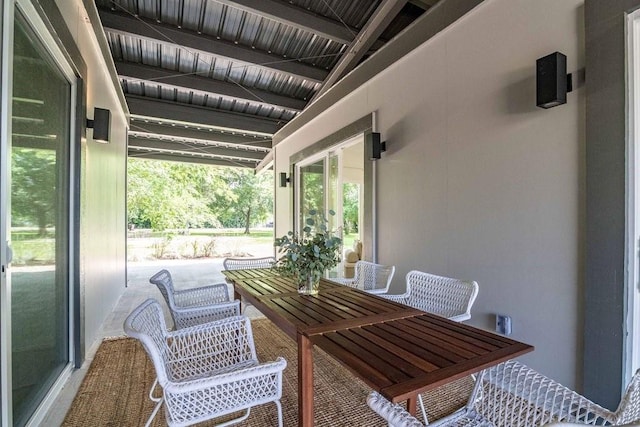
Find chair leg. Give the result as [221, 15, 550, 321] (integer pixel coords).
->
[418, 394, 429, 425]
[149, 378, 162, 403]
[145, 396, 164, 427]
[275, 399, 283, 427]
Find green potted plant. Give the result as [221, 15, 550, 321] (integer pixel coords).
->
[274, 209, 342, 294]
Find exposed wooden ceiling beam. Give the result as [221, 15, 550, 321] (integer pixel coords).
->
[219, 0, 356, 45]
[99, 10, 327, 83]
[309, 0, 408, 103]
[116, 61, 306, 112]
[126, 95, 284, 135]
[129, 118, 272, 148]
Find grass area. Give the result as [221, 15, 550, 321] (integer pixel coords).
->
[11, 228, 358, 265]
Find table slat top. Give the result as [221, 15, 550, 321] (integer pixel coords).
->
[226, 268, 534, 405]
[309, 313, 533, 402]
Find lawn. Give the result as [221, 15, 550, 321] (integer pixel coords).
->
[10, 228, 359, 264]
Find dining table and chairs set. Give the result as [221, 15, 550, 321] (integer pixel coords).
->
[124, 258, 640, 427]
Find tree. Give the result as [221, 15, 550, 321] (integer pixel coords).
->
[11, 148, 56, 236]
[217, 168, 273, 234]
[127, 159, 218, 231]
[342, 183, 360, 234]
[127, 159, 274, 233]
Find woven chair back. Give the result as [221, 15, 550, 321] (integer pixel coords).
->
[223, 256, 276, 270]
[405, 270, 478, 319]
[354, 261, 395, 292]
[123, 299, 172, 384]
[472, 360, 613, 426]
[149, 269, 179, 323]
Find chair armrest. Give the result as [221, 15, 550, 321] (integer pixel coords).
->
[366, 288, 389, 295]
[165, 357, 287, 395]
[378, 294, 408, 304]
[334, 278, 358, 288]
[367, 392, 424, 427]
[173, 283, 230, 307]
[445, 312, 471, 322]
[171, 300, 241, 329]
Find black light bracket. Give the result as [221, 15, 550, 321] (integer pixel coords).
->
[279, 172, 291, 187]
[87, 107, 111, 143]
[367, 132, 387, 160]
[567, 73, 573, 93]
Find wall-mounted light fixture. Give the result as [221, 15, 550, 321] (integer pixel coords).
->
[279, 172, 291, 187]
[536, 52, 573, 109]
[87, 107, 111, 143]
[366, 131, 386, 160]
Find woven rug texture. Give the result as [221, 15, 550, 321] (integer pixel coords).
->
[62, 318, 473, 426]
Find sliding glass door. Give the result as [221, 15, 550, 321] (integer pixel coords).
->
[295, 137, 364, 278]
[1, 4, 75, 425]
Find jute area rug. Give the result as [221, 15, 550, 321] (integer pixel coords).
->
[63, 318, 473, 426]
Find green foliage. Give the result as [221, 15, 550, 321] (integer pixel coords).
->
[201, 237, 216, 257]
[127, 159, 274, 232]
[152, 234, 174, 259]
[273, 210, 342, 282]
[342, 182, 359, 234]
[11, 148, 56, 235]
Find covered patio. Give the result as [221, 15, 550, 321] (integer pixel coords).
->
[0, 0, 637, 425]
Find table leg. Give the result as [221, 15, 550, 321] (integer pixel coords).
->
[407, 396, 417, 416]
[298, 333, 314, 427]
[234, 288, 241, 311]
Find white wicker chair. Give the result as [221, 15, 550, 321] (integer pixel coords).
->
[367, 360, 640, 427]
[223, 256, 276, 271]
[149, 269, 240, 329]
[223, 257, 275, 314]
[380, 270, 478, 322]
[124, 299, 287, 427]
[335, 260, 396, 294]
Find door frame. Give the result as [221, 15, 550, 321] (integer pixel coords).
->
[627, 7, 640, 387]
[0, 0, 78, 424]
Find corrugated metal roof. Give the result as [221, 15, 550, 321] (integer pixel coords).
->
[95, 0, 432, 166]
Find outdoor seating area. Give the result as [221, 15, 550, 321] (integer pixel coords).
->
[110, 259, 640, 426]
[367, 360, 640, 426]
[5, 1, 640, 426]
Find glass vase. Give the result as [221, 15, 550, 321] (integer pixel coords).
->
[298, 272, 321, 295]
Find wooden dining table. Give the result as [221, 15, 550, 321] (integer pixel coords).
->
[223, 268, 534, 427]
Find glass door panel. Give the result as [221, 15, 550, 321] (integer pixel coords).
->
[327, 153, 342, 277]
[10, 12, 71, 426]
[298, 159, 325, 229]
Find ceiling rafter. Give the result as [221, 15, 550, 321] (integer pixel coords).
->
[128, 136, 267, 160]
[129, 118, 272, 148]
[126, 95, 284, 135]
[216, 0, 357, 45]
[127, 148, 259, 168]
[310, 0, 409, 103]
[116, 61, 306, 112]
[99, 10, 328, 83]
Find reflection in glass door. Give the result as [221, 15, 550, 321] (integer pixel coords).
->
[298, 159, 325, 228]
[296, 139, 364, 279]
[9, 11, 72, 426]
[327, 153, 343, 277]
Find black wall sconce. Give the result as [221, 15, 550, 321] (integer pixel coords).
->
[366, 131, 386, 160]
[87, 107, 111, 143]
[536, 52, 573, 109]
[279, 172, 291, 187]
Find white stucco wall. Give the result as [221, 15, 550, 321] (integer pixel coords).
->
[275, 0, 585, 388]
[55, 0, 128, 355]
